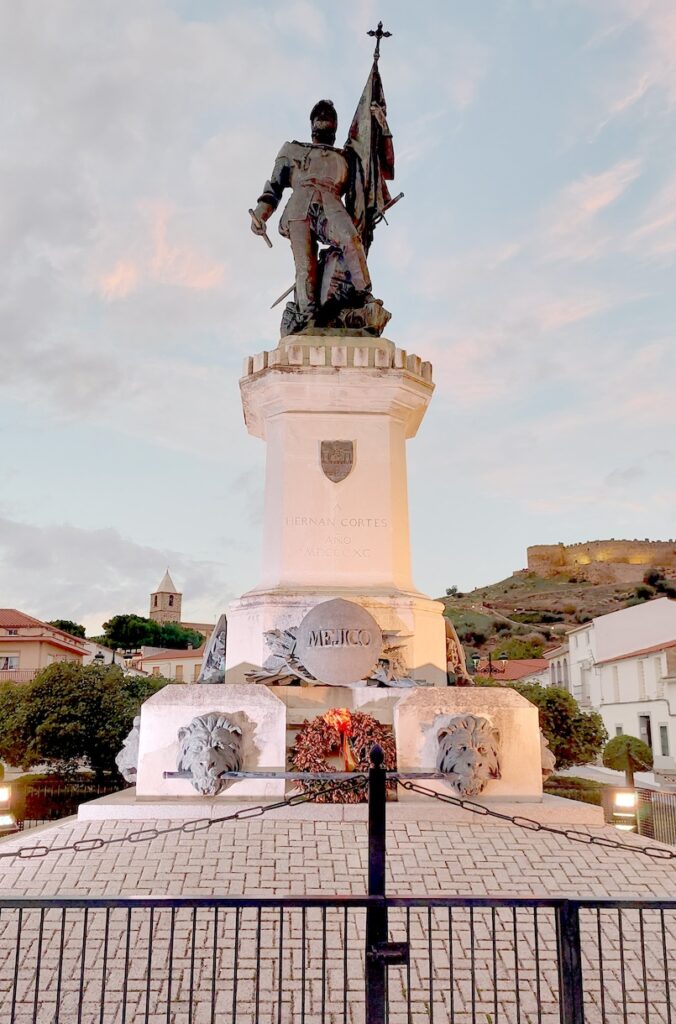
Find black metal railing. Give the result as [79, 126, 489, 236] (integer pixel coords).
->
[11, 778, 127, 830]
[0, 895, 673, 1023]
[637, 785, 676, 846]
[1, 752, 674, 1022]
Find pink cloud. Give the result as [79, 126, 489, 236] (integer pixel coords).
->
[97, 203, 225, 299]
[538, 158, 642, 261]
[149, 205, 225, 290]
[99, 261, 139, 299]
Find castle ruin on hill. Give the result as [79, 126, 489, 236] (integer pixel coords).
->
[526, 540, 676, 584]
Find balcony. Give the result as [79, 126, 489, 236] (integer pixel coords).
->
[0, 669, 37, 684]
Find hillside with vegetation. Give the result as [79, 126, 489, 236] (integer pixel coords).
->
[440, 569, 675, 660]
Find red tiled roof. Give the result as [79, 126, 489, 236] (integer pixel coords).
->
[0, 609, 87, 651]
[0, 609, 49, 629]
[474, 658, 549, 681]
[595, 638, 676, 665]
[140, 647, 205, 662]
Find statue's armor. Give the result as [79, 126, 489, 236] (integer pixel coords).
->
[259, 142, 351, 235]
[258, 141, 370, 318]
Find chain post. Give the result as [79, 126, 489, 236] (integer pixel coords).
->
[556, 901, 585, 1024]
[366, 744, 388, 1024]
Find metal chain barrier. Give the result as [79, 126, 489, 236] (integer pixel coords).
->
[0, 776, 368, 862]
[397, 779, 676, 862]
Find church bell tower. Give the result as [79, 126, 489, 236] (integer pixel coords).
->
[149, 570, 182, 625]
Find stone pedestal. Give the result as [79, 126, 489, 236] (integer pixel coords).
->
[394, 688, 543, 801]
[226, 336, 447, 685]
[136, 684, 286, 799]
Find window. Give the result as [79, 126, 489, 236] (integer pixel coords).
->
[615, 725, 623, 736]
[153, 595, 158, 607]
[0, 655, 19, 670]
[193, 664, 200, 681]
[637, 660, 646, 700]
[169, 595, 174, 607]
[655, 656, 665, 697]
[7, 629, 18, 636]
[563, 660, 569, 689]
[660, 725, 670, 757]
[639, 715, 652, 749]
[152, 666, 160, 677]
[175, 664, 183, 682]
[612, 666, 619, 703]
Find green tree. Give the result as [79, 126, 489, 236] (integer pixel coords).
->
[0, 683, 29, 766]
[47, 619, 87, 638]
[100, 614, 202, 650]
[477, 680, 607, 769]
[603, 735, 653, 786]
[512, 683, 606, 769]
[157, 622, 204, 650]
[0, 663, 168, 779]
[499, 636, 545, 659]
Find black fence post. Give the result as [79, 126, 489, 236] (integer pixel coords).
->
[365, 744, 388, 1024]
[556, 901, 585, 1024]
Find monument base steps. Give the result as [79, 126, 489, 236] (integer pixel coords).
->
[77, 787, 602, 825]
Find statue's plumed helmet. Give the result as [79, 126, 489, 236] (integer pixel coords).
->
[310, 99, 337, 125]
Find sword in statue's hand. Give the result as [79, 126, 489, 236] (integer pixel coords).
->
[249, 208, 273, 248]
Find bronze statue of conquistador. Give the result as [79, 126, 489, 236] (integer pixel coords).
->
[250, 40, 398, 337]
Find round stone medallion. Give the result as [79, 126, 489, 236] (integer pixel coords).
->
[296, 599, 383, 685]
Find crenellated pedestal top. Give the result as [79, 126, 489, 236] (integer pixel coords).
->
[241, 334, 433, 384]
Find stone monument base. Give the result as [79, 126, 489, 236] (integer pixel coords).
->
[109, 683, 550, 822]
[225, 586, 447, 685]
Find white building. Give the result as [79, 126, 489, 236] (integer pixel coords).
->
[545, 642, 570, 692]
[595, 639, 676, 769]
[556, 599, 676, 772]
[137, 647, 205, 683]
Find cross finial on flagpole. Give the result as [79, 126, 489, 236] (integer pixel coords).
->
[367, 20, 391, 63]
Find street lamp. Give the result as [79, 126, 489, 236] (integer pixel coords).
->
[471, 652, 509, 677]
[0, 782, 17, 835]
[93, 651, 105, 667]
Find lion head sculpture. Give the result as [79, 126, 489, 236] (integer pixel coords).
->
[436, 714, 501, 796]
[176, 713, 243, 796]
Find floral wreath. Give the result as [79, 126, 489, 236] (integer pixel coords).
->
[290, 708, 397, 803]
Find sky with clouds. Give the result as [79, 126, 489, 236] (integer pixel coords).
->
[2, 0, 675, 634]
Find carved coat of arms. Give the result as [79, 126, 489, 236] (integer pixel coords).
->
[320, 440, 354, 482]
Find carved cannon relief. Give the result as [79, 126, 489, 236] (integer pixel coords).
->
[115, 716, 141, 784]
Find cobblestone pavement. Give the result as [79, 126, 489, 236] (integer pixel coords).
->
[0, 815, 674, 1022]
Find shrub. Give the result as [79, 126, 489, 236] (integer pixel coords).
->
[0, 664, 169, 779]
[603, 735, 653, 786]
[478, 681, 607, 769]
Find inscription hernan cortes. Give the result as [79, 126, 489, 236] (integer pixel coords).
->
[320, 441, 354, 483]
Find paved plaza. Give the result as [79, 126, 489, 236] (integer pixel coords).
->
[0, 804, 674, 1022]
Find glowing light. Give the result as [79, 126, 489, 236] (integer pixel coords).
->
[614, 791, 637, 809]
[323, 708, 357, 771]
[0, 785, 10, 804]
[323, 708, 353, 736]
[0, 813, 15, 828]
